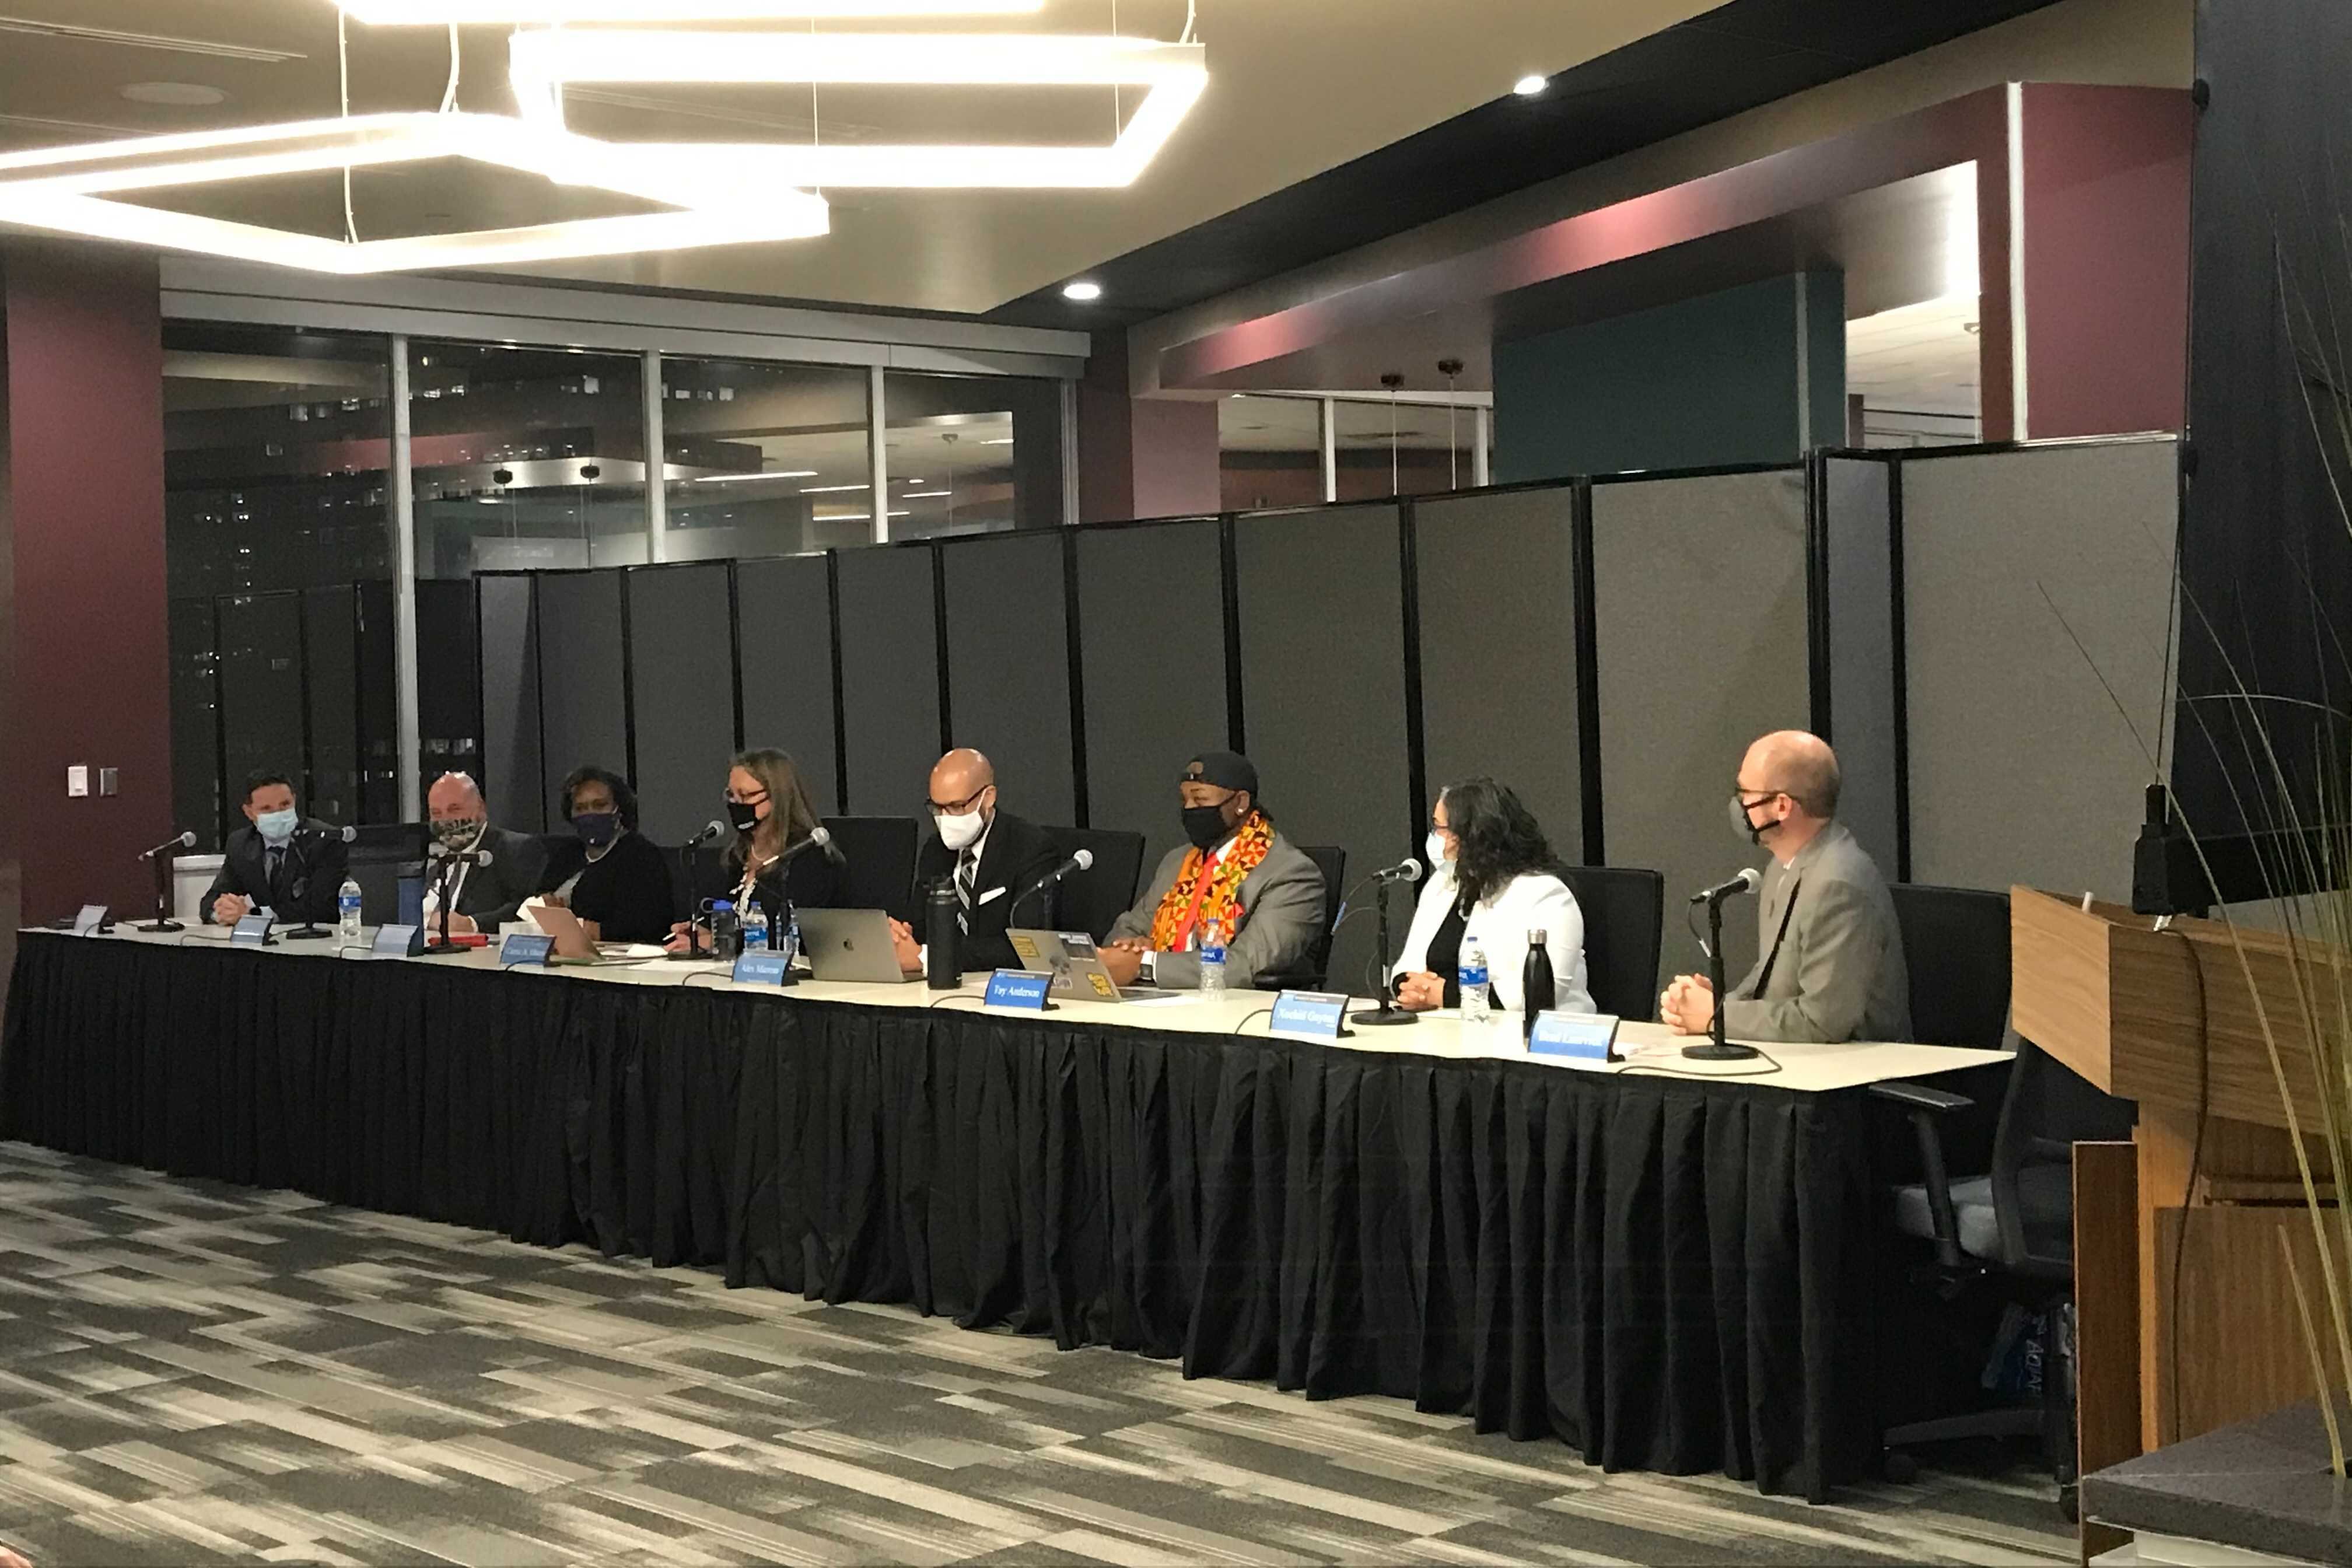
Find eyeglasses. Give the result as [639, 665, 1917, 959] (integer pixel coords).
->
[1732, 788, 1786, 809]
[724, 786, 771, 806]
[924, 785, 991, 816]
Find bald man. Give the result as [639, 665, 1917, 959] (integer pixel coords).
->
[422, 771, 548, 935]
[1661, 730, 1911, 1044]
[891, 748, 1064, 974]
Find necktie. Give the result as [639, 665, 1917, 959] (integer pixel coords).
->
[267, 847, 284, 892]
[956, 849, 977, 933]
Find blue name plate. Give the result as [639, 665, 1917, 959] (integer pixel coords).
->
[732, 952, 792, 987]
[231, 914, 274, 947]
[372, 923, 423, 957]
[500, 933, 554, 967]
[1270, 991, 1353, 1040]
[73, 904, 108, 935]
[983, 969, 1053, 1011]
[1529, 1011, 1620, 1062]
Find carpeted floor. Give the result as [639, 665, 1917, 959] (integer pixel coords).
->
[0, 1141, 2077, 1567]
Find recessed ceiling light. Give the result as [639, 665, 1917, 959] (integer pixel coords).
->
[1512, 74, 1548, 97]
[1062, 280, 1103, 302]
[121, 82, 228, 107]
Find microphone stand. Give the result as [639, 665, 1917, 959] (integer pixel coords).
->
[1349, 877, 1416, 1027]
[416, 852, 469, 954]
[1682, 893, 1758, 1060]
[667, 838, 716, 962]
[281, 834, 332, 941]
[138, 846, 184, 933]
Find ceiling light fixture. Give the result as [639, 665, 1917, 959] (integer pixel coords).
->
[693, 468, 820, 482]
[336, 0, 1039, 18]
[0, 111, 827, 273]
[508, 29, 1209, 188]
[1512, 74, 1548, 97]
[799, 482, 870, 492]
[1061, 280, 1103, 302]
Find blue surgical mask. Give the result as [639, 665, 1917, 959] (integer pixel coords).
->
[256, 808, 298, 846]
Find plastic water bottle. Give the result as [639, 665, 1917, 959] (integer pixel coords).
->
[1459, 938, 1491, 1024]
[710, 899, 742, 961]
[337, 877, 363, 943]
[740, 901, 769, 954]
[1199, 915, 1228, 999]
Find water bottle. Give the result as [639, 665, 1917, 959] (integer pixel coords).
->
[781, 910, 802, 969]
[1199, 915, 1228, 999]
[710, 899, 742, 961]
[926, 878, 963, 990]
[1522, 928, 1555, 1039]
[740, 900, 769, 954]
[1459, 937, 1490, 1024]
[337, 877, 363, 943]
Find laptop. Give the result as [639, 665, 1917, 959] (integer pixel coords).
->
[796, 908, 919, 984]
[526, 901, 648, 965]
[1007, 928, 1129, 1005]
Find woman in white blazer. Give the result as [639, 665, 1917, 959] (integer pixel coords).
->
[1389, 777, 1594, 1014]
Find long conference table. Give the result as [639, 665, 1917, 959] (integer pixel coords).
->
[0, 925, 2004, 1501]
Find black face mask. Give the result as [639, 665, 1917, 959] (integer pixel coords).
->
[1182, 804, 1232, 851]
[573, 811, 619, 849]
[727, 800, 764, 836]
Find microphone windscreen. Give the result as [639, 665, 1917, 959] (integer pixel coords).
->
[1073, 848, 1094, 870]
[1740, 867, 1762, 892]
[178, 830, 197, 848]
[1400, 856, 1423, 881]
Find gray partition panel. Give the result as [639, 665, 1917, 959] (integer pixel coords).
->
[626, 565, 737, 846]
[1237, 503, 1411, 992]
[1903, 440, 2177, 901]
[942, 533, 1075, 825]
[1592, 470, 1809, 981]
[1415, 487, 1583, 861]
[1077, 520, 1227, 872]
[477, 575, 544, 831]
[534, 570, 628, 829]
[1823, 457, 1900, 874]
[835, 545, 940, 814]
[736, 555, 839, 816]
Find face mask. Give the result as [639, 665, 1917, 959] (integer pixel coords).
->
[573, 811, 620, 849]
[256, 808, 298, 847]
[727, 800, 764, 836]
[1730, 794, 1772, 846]
[1425, 829, 1452, 868]
[1182, 804, 1232, 851]
[430, 817, 482, 850]
[937, 810, 986, 852]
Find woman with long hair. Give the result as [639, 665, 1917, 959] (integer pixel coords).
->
[672, 747, 841, 947]
[1389, 776, 1592, 1013]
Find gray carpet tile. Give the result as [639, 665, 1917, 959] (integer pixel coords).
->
[0, 1141, 2077, 1567]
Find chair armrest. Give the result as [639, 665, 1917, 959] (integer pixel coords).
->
[1871, 1080, 1973, 1271]
[1868, 1080, 1975, 1114]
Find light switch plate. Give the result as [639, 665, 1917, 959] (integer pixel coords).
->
[66, 765, 89, 797]
[98, 767, 119, 797]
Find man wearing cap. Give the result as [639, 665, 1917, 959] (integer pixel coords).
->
[1103, 750, 1325, 991]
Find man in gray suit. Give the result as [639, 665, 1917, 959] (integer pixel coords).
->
[422, 771, 549, 935]
[1660, 730, 1911, 1044]
[1102, 750, 1326, 991]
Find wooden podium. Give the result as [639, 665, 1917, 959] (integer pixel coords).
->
[2010, 887, 2344, 1477]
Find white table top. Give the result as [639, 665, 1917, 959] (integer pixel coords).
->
[39, 925, 2009, 1096]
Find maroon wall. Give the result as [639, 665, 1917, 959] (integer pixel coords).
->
[0, 240, 172, 957]
[1076, 331, 1220, 522]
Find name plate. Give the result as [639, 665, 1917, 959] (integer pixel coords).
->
[500, 933, 554, 967]
[732, 952, 792, 988]
[983, 970, 1053, 1011]
[1270, 991, 1353, 1040]
[230, 913, 274, 946]
[73, 904, 108, 935]
[1528, 1011, 1620, 1062]
[372, 923, 423, 958]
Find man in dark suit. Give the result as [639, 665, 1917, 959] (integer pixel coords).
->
[205, 769, 348, 927]
[889, 748, 1063, 974]
[422, 771, 549, 934]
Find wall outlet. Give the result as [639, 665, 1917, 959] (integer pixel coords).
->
[99, 767, 120, 797]
[66, 765, 89, 798]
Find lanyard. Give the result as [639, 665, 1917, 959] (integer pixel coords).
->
[1751, 877, 1801, 995]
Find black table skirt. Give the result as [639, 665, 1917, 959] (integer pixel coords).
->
[1, 934, 1881, 1497]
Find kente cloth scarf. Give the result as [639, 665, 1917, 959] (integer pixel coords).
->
[1149, 810, 1274, 950]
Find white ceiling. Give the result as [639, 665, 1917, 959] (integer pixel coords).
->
[1846, 291, 1980, 421]
[0, 0, 1725, 315]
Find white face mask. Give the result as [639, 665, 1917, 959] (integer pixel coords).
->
[937, 810, 987, 852]
[1425, 828, 1452, 869]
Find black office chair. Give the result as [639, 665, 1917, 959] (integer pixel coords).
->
[346, 823, 425, 924]
[1872, 1034, 2135, 1511]
[821, 815, 921, 922]
[1891, 883, 2014, 1051]
[1558, 864, 1665, 1021]
[1044, 827, 1147, 939]
[1261, 845, 1345, 992]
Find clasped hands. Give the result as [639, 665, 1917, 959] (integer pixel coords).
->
[1658, 972, 1716, 1034]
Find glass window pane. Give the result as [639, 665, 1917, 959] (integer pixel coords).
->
[660, 358, 874, 556]
[882, 369, 1063, 540]
[409, 341, 650, 579]
[1332, 398, 1480, 501]
[1219, 396, 1324, 510]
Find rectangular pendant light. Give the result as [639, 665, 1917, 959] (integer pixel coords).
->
[336, 1, 1042, 19]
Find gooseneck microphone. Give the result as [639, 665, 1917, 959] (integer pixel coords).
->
[137, 830, 198, 931]
[689, 820, 726, 847]
[1010, 848, 1094, 923]
[1684, 866, 1762, 1062]
[1368, 856, 1423, 884]
[138, 830, 198, 862]
[1689, 867, 1762, 906]
[1350, 852, 1424, 1029]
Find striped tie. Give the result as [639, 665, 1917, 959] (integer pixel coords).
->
[955, 850, 976, 934]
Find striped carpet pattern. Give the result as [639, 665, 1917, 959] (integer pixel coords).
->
[0, 1142, 2076, 1567]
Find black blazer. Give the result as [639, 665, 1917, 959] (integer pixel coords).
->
[912, 810, 1063, 973]
[688, 834, 845, 935]
[540, 829, 676, 944]
[204, 820, 348, 926]
[444, 824, 548, 930]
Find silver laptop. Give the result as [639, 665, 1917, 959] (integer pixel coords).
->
[796, 908, 919, 984]
[1007, 928, 1128, 1005]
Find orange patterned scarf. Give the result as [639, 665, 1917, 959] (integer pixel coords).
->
[1149, 811, 1274, 950]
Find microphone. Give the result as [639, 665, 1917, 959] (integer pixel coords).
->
[428, 841, 495, 868]
[138, 830, 197, 862]
[1013, 847, 1095, 907]
[1369, 856, 1423, 884]
[689, 820, 726, 847]
[295, 823, 358, 846]
[779, 825, 842, 867]
[1689, 867, 1762, 906]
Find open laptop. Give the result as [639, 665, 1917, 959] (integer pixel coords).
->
[526, 901, 649, 965]
[1007, 929, 1129, 1005]
[796, 908, 920, 984]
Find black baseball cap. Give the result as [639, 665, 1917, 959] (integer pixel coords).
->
[1183, 750, 1259, 799]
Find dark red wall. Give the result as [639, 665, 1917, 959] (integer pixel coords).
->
[0, 240, 172, 940]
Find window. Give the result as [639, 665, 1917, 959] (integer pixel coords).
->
[1334, 397, 1480, 501]
[660, 358, 874, 556]
[1219, 396, 1322, 511]
[881, 370, 1062, 539]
